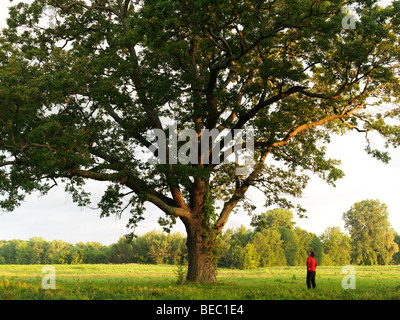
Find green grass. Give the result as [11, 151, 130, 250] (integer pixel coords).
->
[0, 264, 399, 300]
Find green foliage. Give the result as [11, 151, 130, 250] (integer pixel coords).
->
[293, 227, 315, 265]
[242, 244, 260, 269]
[278, 227, 298, 266]
[343, 199, 399, 265]
[392, 234, 400, 265]
[174, 264, 187, 284]
[320, 227, 352, 266]
[310, 236, 323, 264]
[251, 229, 286, 267]
[251, 208, 295, 232]
[110, 230, 187, 265]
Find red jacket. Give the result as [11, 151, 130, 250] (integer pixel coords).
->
[307, 256, 318, 272]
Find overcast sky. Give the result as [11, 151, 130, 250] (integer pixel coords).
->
[0, 1, 399, 245]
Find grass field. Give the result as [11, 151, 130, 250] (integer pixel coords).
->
[0, 264, 399, 300]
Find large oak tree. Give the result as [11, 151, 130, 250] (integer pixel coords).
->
[1, 0, 400, 282]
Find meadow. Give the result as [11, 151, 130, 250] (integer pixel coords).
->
[0, 264, 399, 300]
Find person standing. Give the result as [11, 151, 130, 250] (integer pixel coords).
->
[306, 250, 318, 289]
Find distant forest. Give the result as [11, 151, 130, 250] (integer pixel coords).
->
[1, 203, 399, 268]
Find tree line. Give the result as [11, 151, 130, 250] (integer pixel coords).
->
[0, 200, 399, 268]
[218, 200, 400, 268]
[0, 231, 188, 266]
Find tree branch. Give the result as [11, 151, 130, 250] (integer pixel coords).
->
[214, 151, 270, 232]
[214, 102, 366, 232]
[234, 86, 307, 129]
[70, 166, 191, 219]
[0, 161, 15, 167]
[51, 0, 118, 15]
[102, 104, 153, 150]
[271, 106, 365, 148]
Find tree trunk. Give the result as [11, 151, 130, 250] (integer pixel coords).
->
[184, 218, 217, 283]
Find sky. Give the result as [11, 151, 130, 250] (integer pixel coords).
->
[0, 1, 399, 246]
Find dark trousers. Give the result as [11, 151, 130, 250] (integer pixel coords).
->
[306, 271, 316, 289]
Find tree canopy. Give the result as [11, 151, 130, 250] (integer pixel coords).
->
[251, 208, 295, 231]
[1, 0, 400, 282]
[343, 199, 399, 265]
